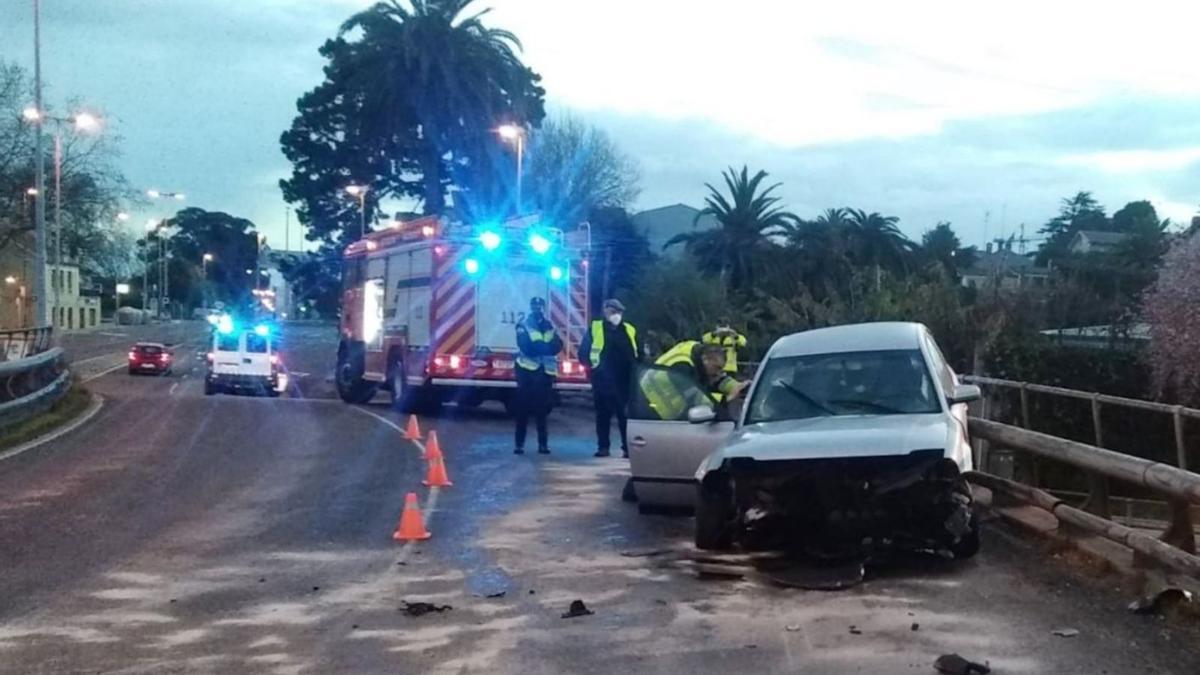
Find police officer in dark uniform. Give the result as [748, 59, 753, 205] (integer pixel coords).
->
[513, 297, 562, 455]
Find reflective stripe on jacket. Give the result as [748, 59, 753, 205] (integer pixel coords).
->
[588, 319, 638, 368]
[517, 325, 560, 376]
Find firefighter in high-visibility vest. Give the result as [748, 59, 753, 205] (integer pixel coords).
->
[701, 317, 747, 374]
[513, 296, 562, 455]
[579, 298, 641, 458]
[643, 341, 749, 420]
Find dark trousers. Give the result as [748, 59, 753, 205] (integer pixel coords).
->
[594, 389, 628, 452]
[515, 412, 548, 450]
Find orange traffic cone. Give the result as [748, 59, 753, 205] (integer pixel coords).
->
[393, 492, 431, 541]
[404, 415, 422, 440]
[423, 431, 443, 461]
[423, 455, 453, 488]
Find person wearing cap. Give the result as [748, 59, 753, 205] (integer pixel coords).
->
[579, 298, 641, 458]
[701, 317, 747, 374]
[513, 296, 562, 455]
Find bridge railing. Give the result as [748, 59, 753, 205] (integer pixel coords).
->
[963, 374, 1200, 576]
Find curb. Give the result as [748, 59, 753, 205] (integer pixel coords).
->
[0, 392, 105, 463]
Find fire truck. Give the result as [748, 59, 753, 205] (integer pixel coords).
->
[335, 213, 591, 413]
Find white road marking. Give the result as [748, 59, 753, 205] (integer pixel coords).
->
[71, 352, 124, 366]
[81, 362, 127, 383]
[169, 382, 179, 395]
[0, 393, 105, 463]
[288, 371, 311, 378]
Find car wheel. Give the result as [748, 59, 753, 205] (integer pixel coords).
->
[949, 512, 981, 559]
[128, 368, 137, 375]
[621, 478, 638, 503]
[694, 477, 736, 551]
[204, 380, 216, 396]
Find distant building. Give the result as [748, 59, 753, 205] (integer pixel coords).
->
[1040, 323, 1150, 351]
[260, 249, 304, 319]
[631, 204, 718, 258]
[48, 262, 101, 331]
[1068, 230, 1128, 255]
[961, 244, 1051, 291]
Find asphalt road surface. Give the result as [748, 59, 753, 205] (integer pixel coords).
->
[1, 322, 1199, 673]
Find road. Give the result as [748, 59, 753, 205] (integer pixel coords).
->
[1, 322, 1198, 673]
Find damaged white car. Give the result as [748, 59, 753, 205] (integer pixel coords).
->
[626, 322, 982, 558]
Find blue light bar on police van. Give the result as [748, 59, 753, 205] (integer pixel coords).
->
[217, 314, 235, 335]
[254, 324, 271, 337]
[479, 229, 502, 251]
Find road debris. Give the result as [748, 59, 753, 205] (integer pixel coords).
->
[933, 653, 990, 674]
[400, 601, 453, 617]
[911, 623, 919, 631]
[1128, 588, 1193, 615]
[1051, 628, 1079, 638]
[848, 625, 862, 635]
[561, 599, 594, 619]
[785, 624, 801, 632]
[485, 591, 506, 599]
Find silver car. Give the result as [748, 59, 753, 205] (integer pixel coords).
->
[626, 322, 981, 556]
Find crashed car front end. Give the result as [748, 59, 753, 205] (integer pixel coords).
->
[704, 449, 976, 557]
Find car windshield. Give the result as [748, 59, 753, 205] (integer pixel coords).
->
[245, 333, 269, 354]
[746, 349, 940, 424]
[135, 345, 161, 355]
[215, 334, 239, 352]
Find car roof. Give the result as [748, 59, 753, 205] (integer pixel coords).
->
[133, 342, 166, 348]
[768, 322, 928, 358]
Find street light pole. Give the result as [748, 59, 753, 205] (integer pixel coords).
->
[53, 131, 61, 321]
[31, 0, 47, 329]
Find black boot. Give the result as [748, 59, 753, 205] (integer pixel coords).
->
[514, 447, 525, 455]
[594, 448, 611, 458]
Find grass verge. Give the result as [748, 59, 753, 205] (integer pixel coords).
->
[0, 385, 93, 451]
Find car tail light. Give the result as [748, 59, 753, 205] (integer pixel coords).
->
[270, 354, 280, 366]
[128, 351, 136, 360]
[206, 352, 214, 363]
[160, 353, 170, 362]
[449, 355, 461, 369]
[432, 354, 464, 373]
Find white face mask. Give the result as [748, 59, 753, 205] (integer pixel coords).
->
[607, 313, 622, 326]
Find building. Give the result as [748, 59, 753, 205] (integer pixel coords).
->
[960, 245, 1051, 291]
[1068, 230, 1129, 255]
[260, 249, 304, 319]
[631, 204, 718, 257]
[1040, 323, 1150, 351]
[48, 262, 101, 331]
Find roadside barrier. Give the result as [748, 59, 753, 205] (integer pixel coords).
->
[404, 414, 423, 440]
[423, 455, 453, 488]
[423, 430, 443, 460]
[393, 492, 432, 541]
[0, 341, 69, 429]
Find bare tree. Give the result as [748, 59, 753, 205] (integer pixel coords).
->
[524, 115, 641, 227]
[1143, 232, 1200, 404]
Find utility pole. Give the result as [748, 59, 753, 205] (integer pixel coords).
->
[32, 0, 48, 328]
[285, 207, 291, 252]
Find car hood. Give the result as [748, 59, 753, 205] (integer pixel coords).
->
[716, 414, 953, 462]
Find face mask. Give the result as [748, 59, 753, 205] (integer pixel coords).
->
[607, 313, 622, 326]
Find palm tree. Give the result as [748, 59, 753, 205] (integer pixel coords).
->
[341, 0, 530, 215]
[786, 209, 855, 302]
[666, 166, 799, 294]
[844, 208, 916, 284]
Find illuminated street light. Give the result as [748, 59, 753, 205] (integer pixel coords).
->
[116, 212, 130, 221]
[344, 185, 368, 238]
[26, 187, 38, 196]
[22, 106, 41, 122]
[203, 253, 214, 262]
[147, 189, 160, 198]
[73, 112, 100, 132]
[4, 276, 16, 285]
[496, 124, 525, 210]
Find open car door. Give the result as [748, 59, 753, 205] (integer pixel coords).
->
[626, 365, 736, 510]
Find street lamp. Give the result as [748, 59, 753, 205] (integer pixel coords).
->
[116, 212, 130, 222]
[146, 190, 185, 319]
[345, 184, 368, 239]
[24, 106, 103, 327]
[497, 124, 526, 212]
[25, 187, 38, 196]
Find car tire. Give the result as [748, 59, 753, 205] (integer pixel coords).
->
[336, 344, 377, 404]
[204, 380, 216, 396]
[621, 478, 638, 503]
[694, 478, 736, 551]
[950, 512, 981, 559]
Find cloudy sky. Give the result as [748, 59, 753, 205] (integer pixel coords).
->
[4, 0, 1198, 250]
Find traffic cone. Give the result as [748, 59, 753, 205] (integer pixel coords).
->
[423, 430, 443, 461]
[404, 415, 422, 440]
[392, 492, 431, 541]
[423, 455, 453, 488]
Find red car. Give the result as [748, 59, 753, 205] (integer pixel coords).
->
[128, 342, 173, 375]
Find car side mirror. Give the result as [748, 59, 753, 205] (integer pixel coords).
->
[687, 405, 717, 424]
[948, 383, 982, 405]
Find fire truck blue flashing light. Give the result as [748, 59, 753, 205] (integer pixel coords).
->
[549, 265, 565, 282]
[528, 232, 552, 255]
[479, 229, 502, 251]
[464, 258, 481, 275]
[216, 314, 236, 335]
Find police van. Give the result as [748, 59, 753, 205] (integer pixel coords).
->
[204, 315, 286, 397]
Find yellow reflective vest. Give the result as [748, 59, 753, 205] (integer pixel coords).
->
[701, 330, 747, 373]
[644, 341, 740, 419]
[587, 319, 637, 368]
[517, 326, 559, 376]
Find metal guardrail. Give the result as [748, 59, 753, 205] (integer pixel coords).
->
[0, 326, 53, 362]
[0, 342, 71, 429]
[964, 375, 1200, 575]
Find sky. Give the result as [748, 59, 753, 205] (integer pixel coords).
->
[3, 0, 1199, 252]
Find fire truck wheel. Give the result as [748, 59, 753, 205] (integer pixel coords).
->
[336, 346, 377, 404]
